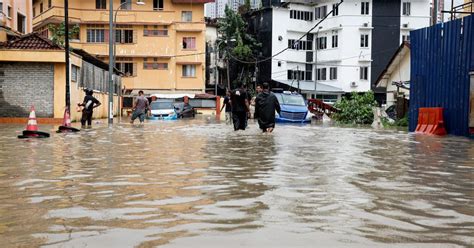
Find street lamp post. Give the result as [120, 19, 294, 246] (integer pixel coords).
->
[108, 1, 145, 125]
[64, 0, 70, 112]
[314, 27, 322, 99]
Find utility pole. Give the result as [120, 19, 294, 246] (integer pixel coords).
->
[314, 32, 317, 99]
[108, 0, 114, 125]
[64, 0, 70, 111]
[297, 65, 300, 93]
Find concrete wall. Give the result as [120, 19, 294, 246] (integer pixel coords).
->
[0, 62, 54, 117]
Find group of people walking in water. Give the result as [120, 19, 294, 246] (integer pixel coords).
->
[222, 82, 281, 133]
[78, 82, 281, 133]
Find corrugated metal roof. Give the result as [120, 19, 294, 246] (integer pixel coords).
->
[273, 80, 344, 93]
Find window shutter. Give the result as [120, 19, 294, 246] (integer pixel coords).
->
[104, 30, 109, 42]
[133, 63, 137, 76]
[144, 29, 148, 36]
[133, 28, 137, 43]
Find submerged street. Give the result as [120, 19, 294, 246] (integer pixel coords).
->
[0, 119, 473, 247]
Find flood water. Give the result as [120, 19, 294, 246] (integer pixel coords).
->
[0, 118, 473, 247]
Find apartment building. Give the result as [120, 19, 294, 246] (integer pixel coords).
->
[32, 0, 211, 96]
[0, 0, 32, 41]
[249, 0, 430, 103]
[205, 0, 260, 18]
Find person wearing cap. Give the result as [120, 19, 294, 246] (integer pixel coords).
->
[78, 89, 101, 128]
[130, 90, 149, 124]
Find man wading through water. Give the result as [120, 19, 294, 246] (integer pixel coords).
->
[78, 89, 101, 129]
[130, 90, 150, 124]
[255, 82, 281, 133]
[230, 83, 250, 131]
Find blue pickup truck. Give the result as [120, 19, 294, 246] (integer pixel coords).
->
[274, 92, 313, 123]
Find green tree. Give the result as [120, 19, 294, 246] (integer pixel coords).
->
[332, 91, 378, 124]
[48, 22, 80, 47]
[217, 6, 260, 88]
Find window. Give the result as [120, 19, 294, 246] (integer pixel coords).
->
[316, 37, 327, 50]
[305, 64, 313, 81]
[183, 37, 196, 49]
[116, 58, 135, 77]
[287, 69, 305, 80]
[153, 0, 164, 10]
[288, 39, 312, 50]
[360, 34, 369, 47]
[0, 3, 2, 14]
[86, 25, 105, 43]
[17, 13, 26, 33]
[360, 66, 368, 80]
[361, 2, 369, 15]
[48, 0, 52, 8]
[330, 67, 337, 80]
[317, 68, 327, 81]
[182, 65, 196, 77]
[402, 35, 410, 42]
[71, 65, 80, 82]
[332, 4, 339, 16]
[144, 25, 168, 36]
[290, 10, 313, 21]
[121, 0, 131, 10]
[96, 0, 107, 9]
[332, 34, 338, 48]
[315, 6, 327, 19]
[7, 6, 12, 17]
[115, 26, 134, 43]
[33, 7, 36, 17]
[40, 3, 43, 13]
[144, 58, 168, 70]
[403, 2, 411, 16]
[182, 11, 192, 22]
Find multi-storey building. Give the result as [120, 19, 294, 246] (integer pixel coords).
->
[205, 0, 260, 18]
[0, 0, 32, 41]
[249, 0, 430, 103]
[32, 0, 211, 96]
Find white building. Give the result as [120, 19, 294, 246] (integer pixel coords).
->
[205, 0, 261, 18]
[250, 0, 430, 102]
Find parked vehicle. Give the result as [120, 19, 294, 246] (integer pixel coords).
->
[174, 102, 195, 118]
[148, 99, 178, 120]
[274, 91, 313, 123]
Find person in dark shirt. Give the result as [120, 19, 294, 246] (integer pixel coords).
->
[255, 82, 281, 133]
[230, 83, 250, 131]
[220, 90, 232, 124]
[78, 89, 101, 128]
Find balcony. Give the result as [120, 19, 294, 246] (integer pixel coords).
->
[175, 22, 205, 33]
[33, 6, 177, 28]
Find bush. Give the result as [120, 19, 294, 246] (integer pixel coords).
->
[332, 91, 378, 124]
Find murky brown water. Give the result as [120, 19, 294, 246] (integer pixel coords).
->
[0, 118, 473, 247]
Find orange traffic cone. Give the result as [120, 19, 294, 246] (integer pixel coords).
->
[26, 106, 38, 131]
[57, 107, 80, 133]
[18, 105, 50, 139]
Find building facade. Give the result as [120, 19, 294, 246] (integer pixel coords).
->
[0, 0, 33, 41]
[249, 0, 430, 103]
[32, 0, 211, 96]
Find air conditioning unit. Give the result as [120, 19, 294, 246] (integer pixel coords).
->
[351, 82, 358, 87]
[363, 22, 369, 27]
[402, 23, 409, 28]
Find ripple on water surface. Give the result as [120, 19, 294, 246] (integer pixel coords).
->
[0, 120, 473, 247]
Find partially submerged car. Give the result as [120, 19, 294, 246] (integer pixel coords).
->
[274, 91, 313, 123]
[148, 99, 177, 120]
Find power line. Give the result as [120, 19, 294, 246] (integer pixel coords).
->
[226, 0, 345, 64]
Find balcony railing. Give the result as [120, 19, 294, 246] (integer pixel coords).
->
[33, 6, 179, 27]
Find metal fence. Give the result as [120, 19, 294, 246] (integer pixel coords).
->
[409, 14, 473, 136]
[79, 61, 121, 95]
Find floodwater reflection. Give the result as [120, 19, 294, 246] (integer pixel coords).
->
[0, 119, 473, 247]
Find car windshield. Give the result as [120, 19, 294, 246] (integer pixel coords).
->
[150, 101, 174, 110]
[275, 94, 306, 106]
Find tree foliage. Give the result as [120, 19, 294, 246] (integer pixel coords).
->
[332, 91, 378, 124]
[48, 22, 80, 47]
[217, 6, 260, 61]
